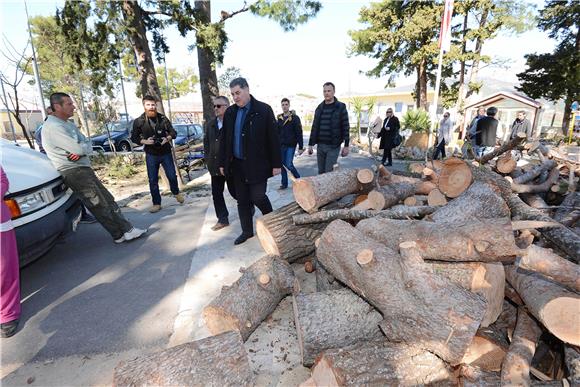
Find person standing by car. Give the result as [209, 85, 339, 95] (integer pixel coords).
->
[42, 92, 147, 244]
[1, 166, 21, 338]
[277, 98, 303, 189]
[377, 108, 400, 166]
[131, 95, 184, 213]
[204, 96, 236, 231]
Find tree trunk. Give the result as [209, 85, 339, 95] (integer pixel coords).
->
[315, 260, 345, 292]
[256, 202, 327, 263]
[317, 220, 486, 364]
[121, 0, 164, 112]
[293, 169, 362, 213]
[291, 205, 438, 225]
[438, 157, 474, 198]
[418, 58, 428, 110]
[465, 7, 489, 100]
[517, 245, 580, 292]
[292, 289, 383, 366]
[427, 188, 448, 206]
[521, 194, 551, 216]
[112, 331, 253, 387]
[496, 154, 517, 174]
[477, 132, 526, 164]
[554, 191, 580, 228]
[364, 182, 415, 210]
[509, 167, 560, 194]
[308, 341, 454, 387]
[356, 217, 519, 263]
[564, 345, 580, 386]
[513, 161, 557, 185]
[455, 12, 470, 117]
[505, 265, 580, 346]
[500, 308, 542, 387]
[202, 255, 297, 341]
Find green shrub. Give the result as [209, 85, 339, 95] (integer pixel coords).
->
[402, 109, 431, 133]
[107, 156, 139, 179]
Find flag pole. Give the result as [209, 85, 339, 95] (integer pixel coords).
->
[426, 48, 444, 162]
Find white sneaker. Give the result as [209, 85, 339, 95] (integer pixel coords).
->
[114, 236, 125, 244]
[123, 227, 147, 242]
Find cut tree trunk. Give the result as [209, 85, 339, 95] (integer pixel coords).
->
[356, 217, 520, 263]
[427, 188, 448, 206]
[356, 168, 377, 193]
[508, 194, 580, 263]
[460, 365, 502, 386]
[308, 341, 455, 386]
[505, 265, 580, 346]
[315, 260, 345, 292]
[256, 202, 327, 263]
[438, 157, 474, 198]
[202, 255, 296, 341]
[509, 167, 560, 194]
[554, 191, 580, 228]
[431, 181, 510, 224]
[496, 154, 517, 174]
[500, 308, 542, 387]
[564, 345, 580, 386]
[513, 160, 557, 185]
[478, 132, 527, 164]
[517, 245, 580, 292]
[415, 180, 438, 195]
[292, 205, 438, 225]
[292, 289, 383, 366]
[293, 169, 362, 213]
[521, 194, 551, 216]
[364, 182, 415, 210]
[317, 220, 486, 364]
[112, 331, 253, 387]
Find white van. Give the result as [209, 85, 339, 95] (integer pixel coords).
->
[1, 139, 82, 266]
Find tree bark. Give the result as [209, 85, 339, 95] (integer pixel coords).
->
[554, 191, 580, 228]
[291, 205, 438, 225]
[317, 220, 486, 364]
[500, 308, 542, 387]
[309, 341, 454, 386]
[356, 217, 519, 263]
[112, 331, 253, 387]
[517, 245, 580, 292]
[292, 289, 383, 366]
[505, 265, 580, 346]
[509, 167, 560, 194]
[315, 260, 345, 292]
[477, 132, 527, 164]
[565, 345, 580, 386]
[521, 194, 551, 216]
[293, 169, 363, 213]
[365, 182, 415, 210]
[202, 255, 297, 341]
[496, 154, 517, 174]
[514, 161, 557, 185]
[438, 157, 474, 198]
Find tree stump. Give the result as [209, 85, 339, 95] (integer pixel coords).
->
[356, 217, 520, 263]
[317, 220, 486, 364]
[292, 289, 383, 366]
[517, 245, 580, 292]
[365, 182, 415, 210]
[256, 202, 327, 263]
[293, 169, 362, 213]
[505, 265, 580, 346]
[112, 331, 253, 387]
[438, 157, 474, 198]
[308, 341, 454, 386]
[202, 255, 297, 341]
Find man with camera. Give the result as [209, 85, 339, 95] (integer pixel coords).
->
[131, 95, 184, 213]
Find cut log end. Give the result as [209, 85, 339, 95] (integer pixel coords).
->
[304, 261, 315, 273]
[356, 249, 374, 266]
[438, 158, 473, 198]
[293, 179, 317, 213]
[367, 190, 386, 210]
[543, 297, 580, 345]
[202, 307, 240, 336]
[427, 188, 448, 206]
[357, 168, 375, 184]
[258, 273, 270, 285]
[404, 196, 418, 206]
[255, 218, 281, 256]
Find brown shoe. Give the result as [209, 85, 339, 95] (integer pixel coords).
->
[175, 193, 185, 204]
[211, 222, 229, 231]
[149, 204, 162, 213]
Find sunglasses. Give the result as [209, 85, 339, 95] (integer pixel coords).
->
[213, 104, 226, 108]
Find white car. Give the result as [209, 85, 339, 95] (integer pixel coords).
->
[1, 139, 82, 266]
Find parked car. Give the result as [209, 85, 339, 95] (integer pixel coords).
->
[91, 120, 135, 152]
[1, 139, 82, 266]
[173, 123, 204, 146]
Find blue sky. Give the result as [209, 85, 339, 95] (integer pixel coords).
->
[1, 0, 556, 99]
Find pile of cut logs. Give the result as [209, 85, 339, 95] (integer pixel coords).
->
[112, 131, 579, 386]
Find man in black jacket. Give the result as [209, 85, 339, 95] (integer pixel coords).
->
[377, 108, 400, 166]
[131, 95, 183, 213]
[307, 82, 350, 174]
[204, 96, 236, 231]
[277, 98, 303, 189]
[475, 106, 499, 158]
[218, 78, 282, 245]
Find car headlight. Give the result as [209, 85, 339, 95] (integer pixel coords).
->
[15, 192, 47, 215]
[103, 140, 110, 145]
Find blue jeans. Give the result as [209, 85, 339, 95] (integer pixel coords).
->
[280, 145, 300, 187]
[145, 152, 179, 205]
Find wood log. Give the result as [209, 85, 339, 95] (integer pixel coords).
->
[292, 289, 383, 366]
[505, 282, 525, 306]
[438, 157, 474, 198]
[304, 260, 315, 273]
[564, 345, 580, 386]
[478, 132, 527, 164]
[555, 191, 580, 228]
[431, 181, 510, 224]
[522, 194, 551, 216]
[202, 255, 296, 341]
[112, 331, 253, 387]
[517, 245, 580, 292]
[509, 167, 560, 194]
[309, 341, 455, 386]
[356, 217, 520, 263]
[513, 160, 557, 185]
[515, 229, 536, 249]
[356, 168, 376, 193]
[422, 167, 439, 182]
[500, 308, 542, 387]
[292, 205, 439, 225]
[403, 196, 417, 206]
[256, 202, 327, 263]
[427, 188, 448, 205]
[365, 182, 415, 210]
[317, 220, 487, 364]
[505, 265, 580, 346]
[508, 194, 580, 263]
[293, 169, 361, 213]
[315, 259, 345, 292]
[353, 194, 367, 206]
[460, 365, 502, 386]
[409, 162, 426, 174]
[496, 154, 517, 174]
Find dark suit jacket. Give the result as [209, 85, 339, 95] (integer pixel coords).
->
[218, 95, 282, 184]
[377, 116, 400, 149]
[204, 118, 223, 176]
[475, 116, 499, 147]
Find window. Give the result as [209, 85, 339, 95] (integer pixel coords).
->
[395, 102, 403, 113]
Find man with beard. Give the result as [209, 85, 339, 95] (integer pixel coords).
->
[131, 95, 184, 213]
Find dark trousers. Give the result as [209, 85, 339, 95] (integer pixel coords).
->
[211, 174, 236, 224]
[316, 143, 341, 174]
[381, 146, 393, 165]
[433, 139, 446, 160]
[280, 145, 300, 187]
[232, 159, 272, 235]
[61, 167, 132, 240]
[145, 152, 179, 205]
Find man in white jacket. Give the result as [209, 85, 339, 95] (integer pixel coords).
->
[433, 112, 453, 160]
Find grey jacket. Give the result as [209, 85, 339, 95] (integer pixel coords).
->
[510, 118, 532, 140]
[42, 115, 93, 171]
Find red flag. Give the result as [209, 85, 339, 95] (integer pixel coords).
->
[438, 0, 454, 52]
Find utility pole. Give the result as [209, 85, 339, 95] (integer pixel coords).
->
[1, 79, 17, 143]
[24, 0, 46, 119]
[118, 58, 129, 122]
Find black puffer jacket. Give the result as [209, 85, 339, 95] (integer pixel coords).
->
[308, 98, 350, 147]
[277, 112, 303, 149]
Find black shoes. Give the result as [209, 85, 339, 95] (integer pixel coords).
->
[211, 222, 229, 231]
[234, 233, 254, 245]
[1, 319, 19, 338]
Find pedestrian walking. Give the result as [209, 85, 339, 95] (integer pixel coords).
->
[377, 108, 400, 166]
[277, 98, 303, 189]
[433, 112, 453, 160]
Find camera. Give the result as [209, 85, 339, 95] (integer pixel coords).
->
[153, 136, 164, 146]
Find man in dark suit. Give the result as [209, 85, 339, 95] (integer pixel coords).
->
[377, 108, 400, 166]
[219, 77, 282, 245]
[475, 106, 499, 157]
[204, 96, 236, 231]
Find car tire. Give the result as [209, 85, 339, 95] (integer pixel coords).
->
[119, 141, 131, 152]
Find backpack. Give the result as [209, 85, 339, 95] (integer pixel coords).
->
[393, 133, 402, 147]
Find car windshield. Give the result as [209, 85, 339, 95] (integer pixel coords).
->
[175, 125, 193, 136]
[108, 122, 129, 132]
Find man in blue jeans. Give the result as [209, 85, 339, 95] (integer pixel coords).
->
[131, 95, 184, 213]
[277, 98, 304, 189]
